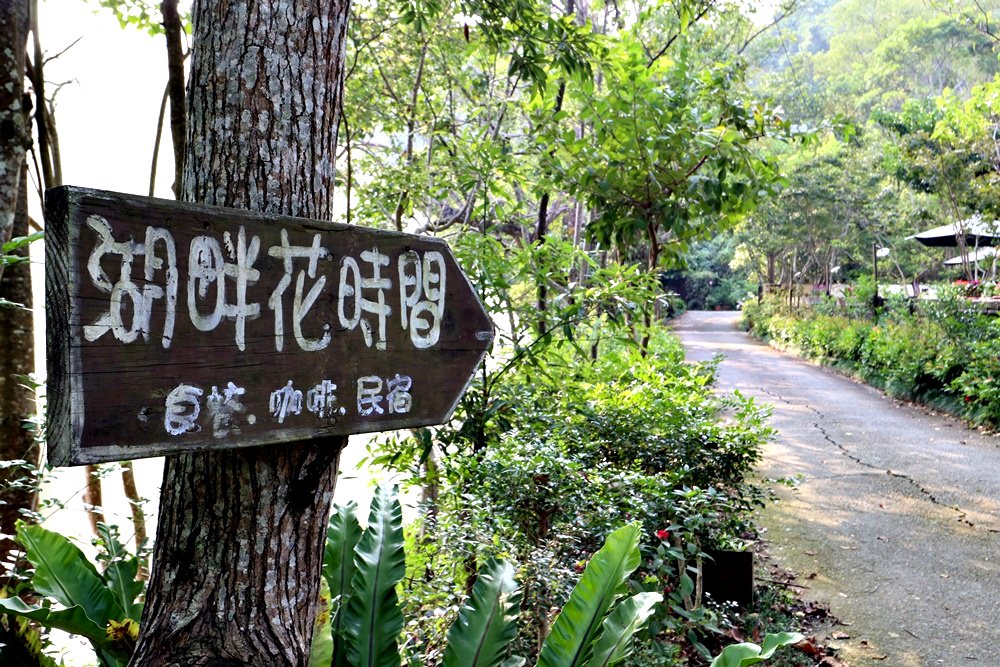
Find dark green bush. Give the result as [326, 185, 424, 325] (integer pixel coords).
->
[377, 329, 775, 664]
[743, 292, 1000, 427]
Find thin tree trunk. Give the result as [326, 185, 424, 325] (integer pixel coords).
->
[119, 461, 149, 580]
[534, 79, 567, 335]
[640, 223, 659, 354]
[0, 0, 33, 565]
[149, 83, 169, 196]
[27, 0, 52, 192]
[160, 0, 186, 199]
[393, 34, 431, 232]
[0, 0, 30, 275]
[82, 464, 106, 535]
[131, 2, 351, 665]
[0, 171, 36, 560]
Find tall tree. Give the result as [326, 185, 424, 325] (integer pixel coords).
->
[0, 3, 42, 663]
[0, 0, 34, 563]
[0, 2, 30, 269]
[131, 2, 351, 665]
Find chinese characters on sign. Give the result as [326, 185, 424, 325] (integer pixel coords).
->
[165, 374, 413, 436]
[81, 215, 448, 354]
[80, 214, 438, 441]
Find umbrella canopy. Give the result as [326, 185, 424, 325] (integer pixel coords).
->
[908, 218, 1000, 247]
[943, 246, 999, 265]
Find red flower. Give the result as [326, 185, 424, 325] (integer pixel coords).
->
[656, 529, 670, 541]
[965, 395, 973, 402]
[573, 560, 586, 574]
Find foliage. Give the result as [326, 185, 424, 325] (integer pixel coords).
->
[662, 235, 753, 310]
[709, 632, 804, 667]
[344, 486, 407, 667]
[317, 492, 662, 667]
[369, 322, 776, 663]
[742, 292, 1000, 427]
[87, 0, 192, 35]
[0, 232, 43, 309]
[552, 30, 788, 272]
[0, 522, 144, 667]
[720, 0, 1000, 307]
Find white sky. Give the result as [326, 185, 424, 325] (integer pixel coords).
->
[33, 1, 179, 217]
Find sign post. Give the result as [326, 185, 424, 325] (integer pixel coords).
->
[46, 186, 494, 466]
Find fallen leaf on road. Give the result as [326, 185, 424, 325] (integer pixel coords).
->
[832, 632, 850, 640]
[793, 637, 824, 657]
[819, 657, 850, 667]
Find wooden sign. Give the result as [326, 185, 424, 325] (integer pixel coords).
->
[45, 187, 494, 466]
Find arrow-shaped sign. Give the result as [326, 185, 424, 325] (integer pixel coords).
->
[45, 186, 494, 466]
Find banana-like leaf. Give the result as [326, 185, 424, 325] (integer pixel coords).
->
[583, 593, 661, 667]
[442, 559, 521, 667]
[96, 523, 144, 619]
[344, 485, 406, 667]
[324, 500, 363, 667]
[536, 524, 641, 667]
[0, 597, 118, 656]
[308, 576, 334, 667]
[710, 632, 805, 667]
[0, 610, 60, 667]
[17, 523, 120, 625]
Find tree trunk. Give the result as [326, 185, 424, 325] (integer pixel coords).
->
[0, 173, 36, 562]
[131, 2, 351, 665]
[0, 0, 34, 567]
[0, 0, 30, 266]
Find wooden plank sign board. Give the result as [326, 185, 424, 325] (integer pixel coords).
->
[45, 187, 494, 466]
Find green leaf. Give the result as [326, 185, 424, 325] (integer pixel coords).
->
[96, 523, 143, 619]
[709, 632, 804, 667]
[308, 576, 334, 667]
[583, 593, 662, 667]
[757, 632, 804, 659]
[344, 486, 406, 667]
[443, 559, 521, 667]
[1, 231, 43, 253]
[0, 597, 117, 655]
[0, 597, 103, 638]
[324, 501, 363, 667]
[17, 523, 120, 625]
[537, 524, 641, 667]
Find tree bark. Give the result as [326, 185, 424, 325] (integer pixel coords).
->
[0, 0, 34, 566]
[0, 0, 30, 270]
[0, 171, 36, 562]
[131, 2, 351, 665]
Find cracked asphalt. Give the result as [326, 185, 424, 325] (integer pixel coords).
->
[673, 311, 1000, 666]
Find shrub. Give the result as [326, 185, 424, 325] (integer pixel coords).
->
[744, 292, 1000, 427]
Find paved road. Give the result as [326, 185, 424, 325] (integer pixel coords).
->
[673, 311, 1000, 667]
